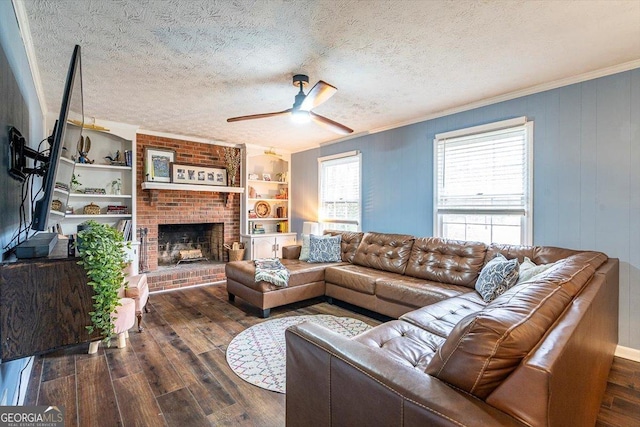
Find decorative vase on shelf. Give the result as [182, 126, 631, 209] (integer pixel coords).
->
[222, 146, 241, 187]
[110, 178, 122, 195]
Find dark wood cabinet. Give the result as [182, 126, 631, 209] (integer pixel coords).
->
[0, 246, 97, 362]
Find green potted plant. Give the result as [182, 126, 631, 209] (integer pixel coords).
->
[71, 173, 81, 192]
[76, 220, 130, 346]
[109, 178, 122, 195]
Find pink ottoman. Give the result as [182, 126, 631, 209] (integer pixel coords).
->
[88, 297, 136, 353]
[124, 274, 149, 332]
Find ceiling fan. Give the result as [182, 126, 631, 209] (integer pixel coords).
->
[227, 74, 353, 135]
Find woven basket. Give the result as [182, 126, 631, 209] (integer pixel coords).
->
[228, 248, 245, 262]
[83, 203, 101, 215]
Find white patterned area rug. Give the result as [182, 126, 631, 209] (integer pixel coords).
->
[226, 315, 371, 393]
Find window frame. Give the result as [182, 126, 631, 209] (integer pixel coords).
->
[317, 150, 362, 232]
[433, 117, 533, 245]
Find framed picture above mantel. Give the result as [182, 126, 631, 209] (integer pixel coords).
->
[144, 147, 175, 183]
[170, 162, 227, 186]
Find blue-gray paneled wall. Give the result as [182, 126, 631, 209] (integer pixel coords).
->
[1, 1, 44, 253]
[0, 0, 43, 405]
[292, 68, 640, 350]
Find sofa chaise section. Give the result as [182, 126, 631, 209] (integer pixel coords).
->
[225, 231, 365, 317]
[225, 258, 339, 318]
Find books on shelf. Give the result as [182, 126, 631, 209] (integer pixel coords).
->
[115, 219, 133, 241]
[83, 187, 106, 195]
[276, 221, 288, 233]
[107, 205, 128, 214]
[55, 182, 70, 191]
[275, 206, 287, 218]
[252, 222, 265, 234]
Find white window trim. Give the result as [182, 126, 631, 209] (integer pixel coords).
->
[435, 117, 527, 140]
[433, 117, 533, 245]
[317, 150, 359, 163]
[318, 150, 362, 231]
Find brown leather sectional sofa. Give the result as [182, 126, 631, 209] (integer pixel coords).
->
[226, 231, 619, 426]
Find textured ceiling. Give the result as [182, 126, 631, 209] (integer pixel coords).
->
[19, 0, 640, 152]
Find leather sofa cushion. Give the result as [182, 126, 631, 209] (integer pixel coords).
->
[225, 259, 340, 292]
[405, 237, 487, 288]
[353, 320, 445, 371]
[323, 230, 364, 263]
[486, 243, 583, 266]
[352, 232, 415, 274]
[375, 276, 471, 309]
[282, 245, 302, 259]
[400, 292, 486, 338]
[325, 264, 405, 295]
[426, 252, 606, 399]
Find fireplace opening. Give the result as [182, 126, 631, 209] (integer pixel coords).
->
[157, 223, 224, 267]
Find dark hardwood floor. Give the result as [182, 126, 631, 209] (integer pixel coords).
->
[24, 283, 640, 426]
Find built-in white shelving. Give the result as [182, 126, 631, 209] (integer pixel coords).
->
[240, 144, 295, 259]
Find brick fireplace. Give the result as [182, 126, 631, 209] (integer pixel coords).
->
[157, 223, 224, 265]
[136, 133, 241, 292]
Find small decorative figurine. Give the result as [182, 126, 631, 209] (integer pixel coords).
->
[77, 136, 94, 164]
[105, 150, 126, 165]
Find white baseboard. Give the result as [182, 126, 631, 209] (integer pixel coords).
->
[615, 345, 640, 362]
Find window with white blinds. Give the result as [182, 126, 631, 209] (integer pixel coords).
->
[318, 151, 361, 232]
[434, 118, 533, 245]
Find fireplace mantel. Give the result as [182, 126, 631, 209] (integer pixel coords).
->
[141, 182, 244, 193]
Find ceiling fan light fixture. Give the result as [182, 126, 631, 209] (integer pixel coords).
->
[291, 109, 311, 124]
[227, 74, 352, 134]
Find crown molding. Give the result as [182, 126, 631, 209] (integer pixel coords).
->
[243, 142, 291, 155]
[312, 59, 640, 152]
[137, 128, 242, 148]
[368, 59, 640, 136]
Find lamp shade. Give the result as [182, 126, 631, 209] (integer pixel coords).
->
[302, 221, 320, 235]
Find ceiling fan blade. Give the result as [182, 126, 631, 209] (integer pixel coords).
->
[227, 109, 291, 122]
[300, 81, 337, 111]
[310, 111, 353, 135]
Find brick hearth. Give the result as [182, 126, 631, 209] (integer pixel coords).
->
[136, 133, 241, 291]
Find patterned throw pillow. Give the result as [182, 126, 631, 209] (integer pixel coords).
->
[299, 234, 311, 261]
[307, 234, 342, 263]
[475, 253, 520, 302]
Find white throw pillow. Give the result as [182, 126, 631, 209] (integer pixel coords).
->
[299, 234, 311, 261]
[516, 257, 556, 284]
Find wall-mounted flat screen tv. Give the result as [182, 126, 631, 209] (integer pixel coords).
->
[31, 44, 83, 232]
